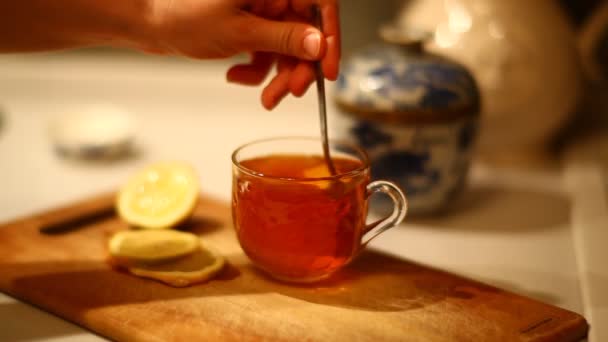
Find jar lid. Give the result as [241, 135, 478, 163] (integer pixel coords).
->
[334, 26, 480, 123]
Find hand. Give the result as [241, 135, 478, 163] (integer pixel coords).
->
[150, 0, 340, 110]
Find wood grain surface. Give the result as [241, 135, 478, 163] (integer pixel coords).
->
[0, 193, 589, 342]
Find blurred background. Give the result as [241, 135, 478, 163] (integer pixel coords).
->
[339, 0, 607, 171]
[3, 0, 606, 169]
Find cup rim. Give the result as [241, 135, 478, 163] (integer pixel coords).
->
[231, 136, 370, 181]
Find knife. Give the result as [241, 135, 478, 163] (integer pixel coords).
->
[38, 192, 117, 235]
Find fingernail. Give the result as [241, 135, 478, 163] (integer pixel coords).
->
[303, 31, 321, 59]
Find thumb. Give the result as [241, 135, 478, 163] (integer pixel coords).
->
[233, 15, 326, 60]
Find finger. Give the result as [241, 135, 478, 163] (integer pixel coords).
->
[291, 0, 340, 80]
[140, 46, 169, 55]
[322, 33, 339, 80]
[288, 61, 315, 97]
[240, 0, 287, 17]
[320, 2, 340, 80]
[226, 52, 275, 85]
[263, 0, 288, 18]
[231, 14, 326, 61]
[291, 0, 339, 37]
[249, 0, 266, 16]
[262, 58, 296, 110]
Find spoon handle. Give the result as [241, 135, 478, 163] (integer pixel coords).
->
[313, 5, 337, 176]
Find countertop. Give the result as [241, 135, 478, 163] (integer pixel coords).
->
[0, 52, 605, 341]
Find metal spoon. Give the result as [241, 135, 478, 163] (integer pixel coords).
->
[312, 5, 337, 176]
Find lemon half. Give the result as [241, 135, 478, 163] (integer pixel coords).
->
[117, 161, 200, 229]
[108, 230, 200, 264]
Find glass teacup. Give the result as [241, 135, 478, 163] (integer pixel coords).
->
[232, 137, 407, 283]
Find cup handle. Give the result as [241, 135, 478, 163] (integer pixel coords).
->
[361, 180, 408, 247]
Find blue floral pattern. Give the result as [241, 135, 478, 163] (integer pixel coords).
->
[458, 120, 478, 151]
[350, 122, 393, 149]
[371, 151, 441, 197]
[333, 41, 479, 214]
[335, 44, 479, 113]
[338, 115, 478, 214]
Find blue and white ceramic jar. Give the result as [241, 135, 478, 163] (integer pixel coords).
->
[332, 27, 480, 215]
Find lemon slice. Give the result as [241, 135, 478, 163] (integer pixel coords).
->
[302, 163, 332, 179]
[117, 161, 200, 229]
[302, 163, 333, 190]
[126, 242, 225, 287]
[108, 230, 200, 264]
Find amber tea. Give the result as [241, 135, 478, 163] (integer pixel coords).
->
[233, 155, 368, 281]
[231, 138, 407, 283]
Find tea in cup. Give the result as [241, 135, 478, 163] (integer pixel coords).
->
[232, 137, 407, 283]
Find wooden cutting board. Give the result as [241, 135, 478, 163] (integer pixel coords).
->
[0, 193, 588, 342]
